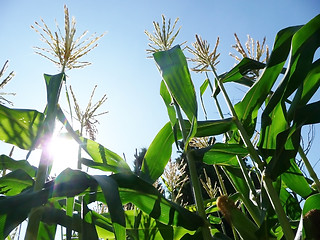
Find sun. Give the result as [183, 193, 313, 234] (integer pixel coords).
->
[47, 131, 80, 174]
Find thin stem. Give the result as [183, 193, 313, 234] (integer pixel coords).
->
[209, 64, 294, 239]
[214, 165, 227, 195]
[173, 100, 212, 239]
[263, 177, 294, 240]
[298, 146, 320, 192]
[207, 74, 261, 224]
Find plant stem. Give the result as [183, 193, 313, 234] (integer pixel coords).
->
[263, 177, 294, 239]
[298, 146, 320, 192]
[174, 101, 212, 239]
[210, 64, 294, 239]
[207, 74, 261, 225]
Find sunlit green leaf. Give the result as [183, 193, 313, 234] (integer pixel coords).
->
[235, 25, 301, 139]
[160, 80, 177, 128]
[281, 159, 313, 198]
[222, 58, 265, 84]
[0, 154, 37, 177]
[0, 169, 33, 196]
[79, 136, 131, 174]
[202, 143, 248, 166]
[57, 107, 131, 174]
[111, 173, 204, 231]
[0, 104, 44, 150]
[142, 118, 236, 183]
[153, 45, 197, 123]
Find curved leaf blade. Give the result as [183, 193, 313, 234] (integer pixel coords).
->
[111, 173, 204, 231]
[153, 45, 197, 123]
[0, 104, 44, 150]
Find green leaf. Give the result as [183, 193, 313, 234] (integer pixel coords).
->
[0, 154, 37, 177]
[79, 136, 131, 174]
[141, 118, 236, 183]
[222, 58, 265, 84]
[44, 73, 65, 118]
[56, 107, 131, 174]
[0, 104, 44, 150]
[202, 143, 248, 166]
[260, 15, 320, 161]
[160, 80, 177, 128]
[0, 169, 34, 196]
[289, 58, 320, 115]
[141, 122, 174, 183]
[153, 45, 197, 123]
[111, 173, 204, 231]
[281, 159, 313, 198]
[200, 79, 210, 119]
[0, 188, 50, 239]
[92, 175, 126, 240]
[279, 187, 301, 221]
[124, 209, 195, 240]
[235, 25, 301, 139]
[37, 221, 57, 240]
[53, 168, 96, 198]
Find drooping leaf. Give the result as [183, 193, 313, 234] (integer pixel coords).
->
[222, 58, 265, 84]
[53, 168, 96, 198]
[0, 188, 50, 239]
[79, 137, 131, 174]
[111, 173, 204, 231]
[57, 107, 131, 174]
[0, 169, 34, 196]
[0, 154, 37, 177]
[153, 45, 197, 123]
[92, 175, 126, 240]
[0, 104, 44, 150]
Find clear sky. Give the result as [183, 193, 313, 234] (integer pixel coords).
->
[1, 1, 320, 174]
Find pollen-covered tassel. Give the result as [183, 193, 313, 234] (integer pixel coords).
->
[217, 195, 259, 240]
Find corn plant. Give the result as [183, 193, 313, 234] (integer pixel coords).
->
[0, 9, 319, 240]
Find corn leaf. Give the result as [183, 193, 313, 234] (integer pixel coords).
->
[0, 104, 44, 150]
[111, 173, 204, 231]
[153, 45, 197, 123]
[141, 118, 236, 183]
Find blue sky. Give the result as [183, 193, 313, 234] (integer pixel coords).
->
[1, 1, 320, 173]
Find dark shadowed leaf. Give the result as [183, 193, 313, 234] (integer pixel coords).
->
[93, 175, 126, 240]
